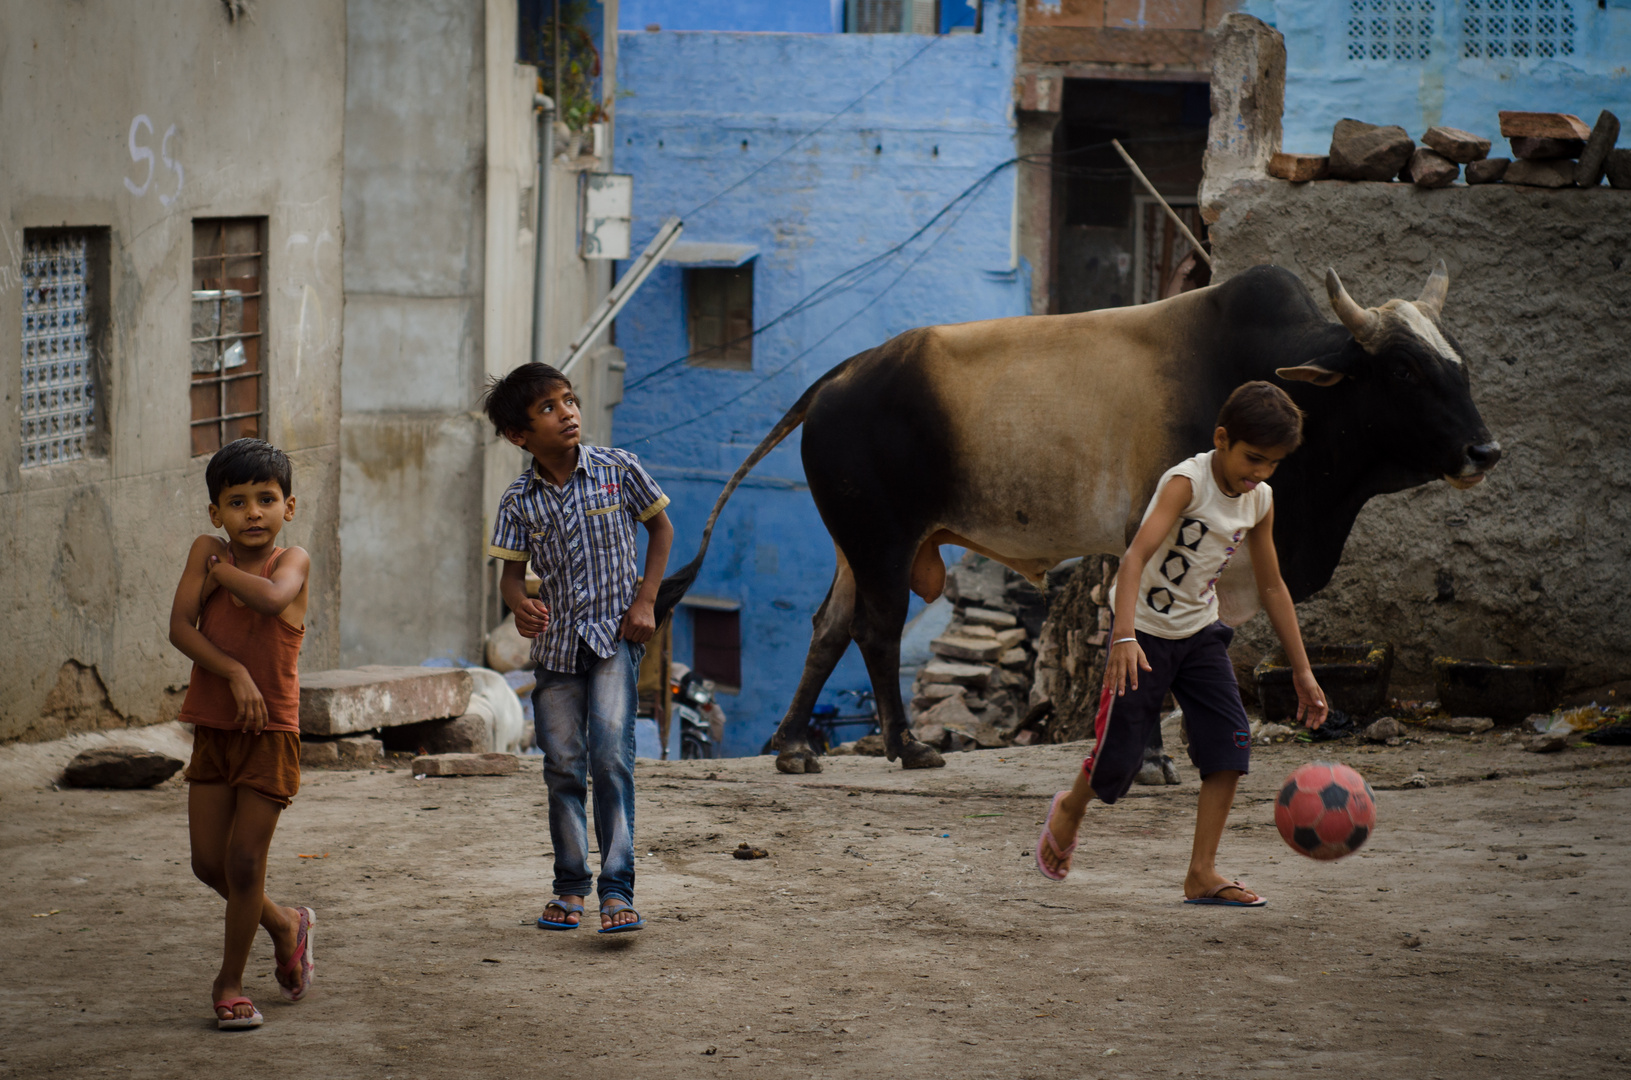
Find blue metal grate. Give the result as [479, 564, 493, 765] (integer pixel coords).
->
[20, 234, 95, 468]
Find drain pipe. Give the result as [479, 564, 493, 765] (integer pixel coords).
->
[530, 92, 556, 366]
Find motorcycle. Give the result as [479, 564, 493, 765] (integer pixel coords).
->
[668, 663, 720, 760]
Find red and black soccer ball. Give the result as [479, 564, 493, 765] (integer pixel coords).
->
[1274, 761, 1376, 861]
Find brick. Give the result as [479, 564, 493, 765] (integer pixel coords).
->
[920, 660, 994, 687]
[1504, 158, 1576, 188]
[1267, 153, 1329, 182]
[1421, 126, 1490, 164]
[1406, 147, 1459, 188]
[1498, 111, 1592, 141]
[1510, 135, 1585, 161]
[1328, 119, 1414, 182]
[411, 753, 521, 777]
[1104, 0, 1203, 31]
[1574, 110, 1620, 188]
[960, 606, 1018, 629]
[1465, 157, 1510, 184]
[930, 635, 1004, 663]
[1023, 0, 1103, 29]
[299, 666, 472, 736]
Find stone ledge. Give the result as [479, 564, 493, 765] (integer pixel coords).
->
[299, 666, 472, 736]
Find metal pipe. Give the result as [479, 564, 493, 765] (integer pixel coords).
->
[1111, 138, 1212, 269]
[531, 93, 555, 367]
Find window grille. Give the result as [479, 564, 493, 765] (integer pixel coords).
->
[1346, 0, 1436, 61]
[190, 219, 266, 457]
[1462, 0, 1575, 59]
[20, 233, 97, 468]
[848, 0, 939, 33]
[686, 264, 754, 371]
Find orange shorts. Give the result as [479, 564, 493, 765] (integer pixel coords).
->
[183, 727, 302, 808]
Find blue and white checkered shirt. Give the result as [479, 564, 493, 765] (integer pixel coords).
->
[488, 446, 670, 673]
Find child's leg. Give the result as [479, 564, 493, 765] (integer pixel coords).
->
[1185, 770, 1256, 902]
[1040, 766, 1095, 876]
[585, 642, 641, 928]
[533, 665, 593, 922]
[188, 783, 299, 1018]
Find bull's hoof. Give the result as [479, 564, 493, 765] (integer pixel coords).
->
[775, 749, 823, 775]
[899, 740, 945, 770]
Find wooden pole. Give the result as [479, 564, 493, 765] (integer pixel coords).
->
[1111, 138, 1212, 269]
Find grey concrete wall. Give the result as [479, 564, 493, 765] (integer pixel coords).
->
[1209, 179, 1631, 697]
[340, 0, 490, 667]
[0, 0, 346, 742]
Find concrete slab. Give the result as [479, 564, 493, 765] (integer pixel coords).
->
[299, 666, 472, 736]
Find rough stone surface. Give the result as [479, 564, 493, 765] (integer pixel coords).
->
[299, 740, 341, 769]
[1575, 111, 1621, 188]
[1465, 157, 1510, 184]
[1523, 732, 1569, 754]
[929, 635, 1004, 663]
[1427, 716, 1496, 735]
[994, 627, 1028, 650]
[1609, 149, 1631, 190]
[1421, 126, 1491, 164]
[1498, 111, 1592, 141]
[61, 747, 182, 789]
[1406, 147, 1459, 188]
[336, 735, 383, 768]
[299, 666, 473, 736]
[411, 752, 520, 777]
[1199, 13, 1285, 222]
[1361, 717, 1405, 743]
[383, 713, 487, 755]
[1209, 181, 1631, 696]
[1509, 136, 1585, 161]
[960, 607, 1017, 629]
[999, 648, 1029, 668]
[1327, 119, 1414, 182]
[1504, 159, 1577, 189]
[920, 661, 994, 688]
[1267, 152, 1328, 182]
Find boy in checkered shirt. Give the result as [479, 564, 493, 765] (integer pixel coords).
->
[482, 363, 673, 933]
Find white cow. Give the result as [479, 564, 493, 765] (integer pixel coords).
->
[464, 667, 529, 754]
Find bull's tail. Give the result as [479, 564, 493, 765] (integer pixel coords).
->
[653, 364, 845, 629]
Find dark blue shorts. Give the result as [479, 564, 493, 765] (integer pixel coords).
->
[1083, 621, 1250, 804]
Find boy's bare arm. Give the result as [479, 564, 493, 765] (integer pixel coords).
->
[1105, 478, 1192, 695]
[499, 558, 551, 638]
[1248, 507, 1328, 729]
[168, 536, 269, 731]
[621, 510, 674, 644]
[206, 548, 310, 618]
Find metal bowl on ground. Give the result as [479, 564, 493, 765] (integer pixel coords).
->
[1433, 657, 1566, 724]
[1254, 641, 1394, 724]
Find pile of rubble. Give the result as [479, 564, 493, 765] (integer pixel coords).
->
[1268, 110, 1629, 190]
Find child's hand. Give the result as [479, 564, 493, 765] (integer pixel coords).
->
[513, 598, 551, 638]
[1104, 638, 1152, 697]
[620, 598, 656, 644]
[228, 668, 269, 734]
[1294, 670, 1328, 729]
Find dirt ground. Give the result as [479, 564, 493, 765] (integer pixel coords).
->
[3, 732, 1629, 1079]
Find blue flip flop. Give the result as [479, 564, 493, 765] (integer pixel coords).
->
[536, 899, 584, 930]
[598, 898, 644, 934]
[1182, 881, 1267, 907]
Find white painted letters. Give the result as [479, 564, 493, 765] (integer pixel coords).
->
[124, 114, 185, 205]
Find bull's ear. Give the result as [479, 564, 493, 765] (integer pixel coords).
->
[1276, 363, 1345, 387]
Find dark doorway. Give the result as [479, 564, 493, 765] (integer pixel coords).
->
[1053, 79, 1210, 314]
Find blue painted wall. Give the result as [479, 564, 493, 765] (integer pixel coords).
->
[611, 2, 1024, 755]
[1240, 1, 1631, 154]
[619, 0, 983, 34]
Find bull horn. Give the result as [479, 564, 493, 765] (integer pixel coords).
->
[1325, 268, 1378, 347]
[1416, 259, 1449, 320]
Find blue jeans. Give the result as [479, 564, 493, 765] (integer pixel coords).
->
[531, 640, 642, 904]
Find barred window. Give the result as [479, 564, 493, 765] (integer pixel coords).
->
[1462, 0, 1576, 59]
[190, 219, 266, 457]
[1347, 0, 1436, 61]
[20, 229, 106, 468]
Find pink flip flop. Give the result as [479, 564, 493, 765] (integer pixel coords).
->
[276, 907, 316, 1002]
[1034, 791, 1078, 881]
[215, 997, 263, 1030]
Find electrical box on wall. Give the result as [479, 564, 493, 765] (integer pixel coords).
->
[580, 173, 632, 259]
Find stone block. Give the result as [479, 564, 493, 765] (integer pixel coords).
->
[1406, 147, 1458, 188]
[1267, 152, 1329, 182]
[960, 606, 1017, 629]
[411, 752, 521, 777]
[299, 739, 340, 768]
[1465, 157, 1510, 185]
[1328, 119, 1414, 182]
[930, 635, 1004, 663]
[1427, 715, 1495, 735]
[947, 623, 999, 640]
[913, 683, 965, 706]
[336, 735, 383, 768]
[300, 666, 472, 736]
[1360, 716, 1403, 743]
[62, 747, 183, 789]
[383, 713, 488, 755]
[999, 648, 1029, 668]
[1575, 111, 1620, 188]
[1199, 14, 1286, 221]
[920, 660, 993, 688]
[1504, 159, 1576, 189]
[995, 627, 1028, 650]
[1498, 111, 1592, 141]
[1421, 126, 1490, 164]
[1607, 149, 1631, 190]
[1510, 136, 1584, 161]
[917, 695, 1003, 749]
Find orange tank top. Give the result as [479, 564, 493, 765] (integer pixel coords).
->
[178, 547, 305, 733]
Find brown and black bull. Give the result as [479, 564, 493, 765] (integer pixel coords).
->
[654, 262, 1501, 772]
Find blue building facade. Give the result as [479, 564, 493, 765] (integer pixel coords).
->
[610, 1, 1022, 755]
[1240, 0, 1631, 153]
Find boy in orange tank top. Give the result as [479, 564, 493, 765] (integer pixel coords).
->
[168, 438, 315, 1030]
